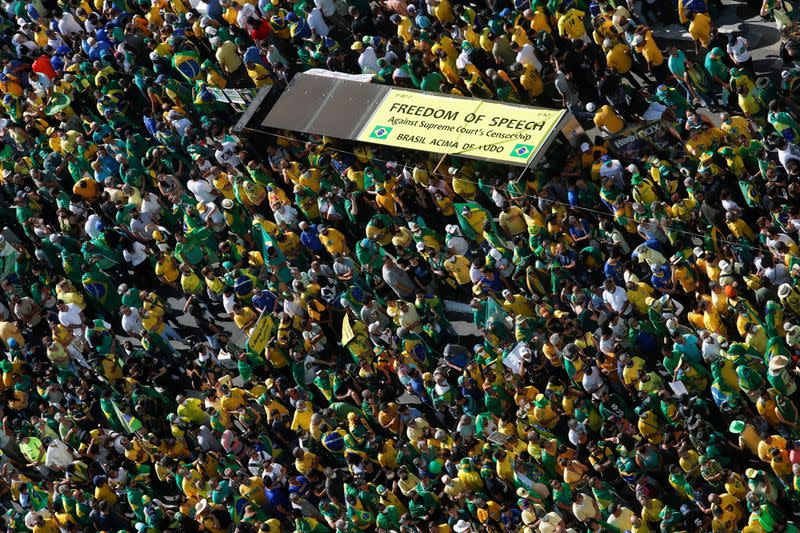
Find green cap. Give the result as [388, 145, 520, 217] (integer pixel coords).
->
[729, 419, 746, 433]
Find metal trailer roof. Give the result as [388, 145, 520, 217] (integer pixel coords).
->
[261, 70, 578, 167]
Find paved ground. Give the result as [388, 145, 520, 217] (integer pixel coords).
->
[654, 0, 783, 72]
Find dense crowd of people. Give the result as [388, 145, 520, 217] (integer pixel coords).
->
[3, 0, 800, 531]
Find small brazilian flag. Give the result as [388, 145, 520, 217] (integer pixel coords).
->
[510, 143, 534, 158]
[369, 125, 393, 139]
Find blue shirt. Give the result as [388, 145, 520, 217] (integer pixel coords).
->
[252, 289, 277, 312]
[206, 0, 223, 21]
[603, 260, 624, 285]
[243, 46, 266, 66]
[650, 266, 671, 290]
[300, 226, 324, 252]
[265, 487, 290, 515]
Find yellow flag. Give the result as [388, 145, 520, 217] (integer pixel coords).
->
[247, 314, 274, 354]
[341, 314, 355, 346]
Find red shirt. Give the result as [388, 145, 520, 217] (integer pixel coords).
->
[31, 56, 57, 80]
[249, 19, 272, 41]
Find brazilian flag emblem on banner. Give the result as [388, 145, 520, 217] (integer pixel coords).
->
[369, 125, 393, 139]
[510, 143, 535, 158]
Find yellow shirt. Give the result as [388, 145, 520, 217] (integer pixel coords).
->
[593, 105, 625, 133]
[627, 283, 654, 314]
[499, 206, 528, 236]
[637, 30, 664, 66]
[233, 307, 257, 331]
[444, 256, 472, 285]
[739, 89, 761, 116]
[295, 451, 318, 475]
[320, 228, 348, 255]
[606, 44, 632, 74]
[531, 8, 551, 32]
[520, 64, 544, 97]
[155, 255, 180, 283]
[434, 0, 454, 23]
[557, 9, 586, 39]
[721, 116, 751, 140]
[689, 13, 712, 46]
[397, 16, 413, 43]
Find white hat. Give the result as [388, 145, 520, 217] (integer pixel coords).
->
[368, 321, 381, 333]
[117, 283, 129, 294]
[580, 142, 590, 152]
[779, 283, 792, 299]
[453, 520, 472, 533]
[624, 271, 639, 284]
[769, 355, 790, 371]
[626, 163, 638, 173]
[602, 38, 613, 49]
[585, 102, 597, 113]
[693, 246, 705, 258]
[718, 260, 732, 274]
[415, 242, 426, 251]
[445, 224, 459, 234]
[221, 199, 234, 209]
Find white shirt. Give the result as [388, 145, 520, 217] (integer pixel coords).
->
[573, 496, 598, 522]
[455, 50, 472, 70]
[123, 242, 149, 267]
[777, 143, 800, 171]
[446, 235, 469, 256]
[121, 308, 142, 335]
[236, 3, 257, 29]
[58, 303, 83, 328]
[139, 193, 161, 225]
[198, 203, 224, 225]
[358, 47, 379, 73]
[274, 204, 299, 226]
[727, 37, 751, 62]
[515, 43, 541, 69]
[642, 101, 666, 121]
[582, 366, 604, 393]
[599, 159, 623, 181]
[765, 264, 790, 285]
[223, 292, 237, 315]
[307, 7, 330, 36]
[58, 12, 82, 35]
[469, 263, 483, 284]
[84, 214, 103, 239]
[187, 177, 217, 203]
[701, 333, 723, 362]
[766, 233, 796, 250]
[314, 0, 336, 16]
[215, 141, 242, 168]
[45, 439, 73, 469]
[603, 286, 629, 313]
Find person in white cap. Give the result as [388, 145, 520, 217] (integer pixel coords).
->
[452, 519, 473, 532]
[591, 102, 626, 134]
[767, 355, 796, 396]
[785, 322, 800, 347]
[444, 225, 470, 256]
